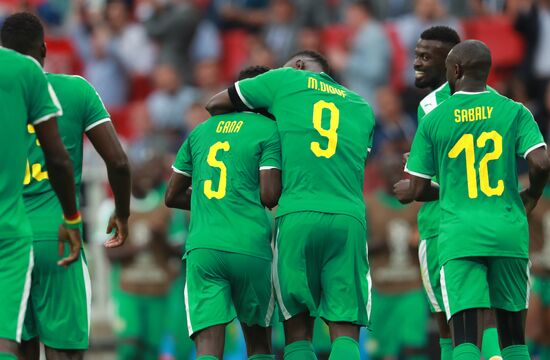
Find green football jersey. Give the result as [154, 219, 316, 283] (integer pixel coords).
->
[416, 83, 497, 240]
[23, 74, 110, 241]
[407, 91, 545, 264]
[236, 68, 375, 226]
[172, 112, 281, 259]
[0, 48, 62, 239]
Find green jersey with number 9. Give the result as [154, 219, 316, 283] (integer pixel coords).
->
[406, 91, 546, 264]
[172, 112, 281, 259]
[235, 68, 375, 226]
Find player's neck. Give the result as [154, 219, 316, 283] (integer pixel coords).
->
[455, 80, 486, 93]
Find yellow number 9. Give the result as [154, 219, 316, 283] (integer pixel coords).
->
[310, 100, 339, 158]
[204, 141, 230, 199]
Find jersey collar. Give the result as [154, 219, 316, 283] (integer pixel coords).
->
[454, 90, 490, 95]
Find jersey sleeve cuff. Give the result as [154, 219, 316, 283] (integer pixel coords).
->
[404, 166, 433, 179]
[32, 110, 63, 125]
[523, 143, 547, 159]
[172, 166, 191, 177]
[85, 118, 111, 132]
[234, 81, 253, 109]
[259, 165, 280, 170]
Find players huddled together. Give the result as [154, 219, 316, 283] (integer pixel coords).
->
[0, 8, 549, 360]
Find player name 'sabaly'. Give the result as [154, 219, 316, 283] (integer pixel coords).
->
[454, 106, 494, 123]
[307, 77, 346, 98]
[216, 120, 244, 134]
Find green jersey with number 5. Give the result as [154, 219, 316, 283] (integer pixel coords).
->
[406, 91, 545, 264]
[235, 68, 375, 226]
[23, 74, 111, 241]
[172, 112, 281, 259]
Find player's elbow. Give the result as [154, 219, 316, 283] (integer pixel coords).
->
[107, 153, 130, 176]
[261, 191, 280, 209]
[260, 169, 281, 209]
[164, 189, 177, 208]
[532, 154, 550, 180]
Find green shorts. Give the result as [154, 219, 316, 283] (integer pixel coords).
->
[0, 237, 33, 342]
[22, 241, 91, 349]
[418, 237, 445, 313]
[185, 249, 275, 337]
[368, 289, 429, 357]
[440, 257, 530, 320]
[532, 276, 550, 306]
[274, 211, 371, 326]
[113, 289, 168, 360]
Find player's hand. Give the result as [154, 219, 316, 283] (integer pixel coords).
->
[104, 214, 129, 248]
[520, 189, 539, 215]
[57, 225, 82, 267]
[402, 152, 410, 167]
[394, 179, 413, 204]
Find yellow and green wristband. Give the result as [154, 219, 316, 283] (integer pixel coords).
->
[62, 211, 82, 230]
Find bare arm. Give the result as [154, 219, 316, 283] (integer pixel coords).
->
[86, 122, 131, 247]
[165, 172, 192, 210]
[205, 90, 236, 116]
[260, 169, 281, 209]
[393, 177, 439, 204]
[521, 147, 550, 213]
[35, 118, 81, 266]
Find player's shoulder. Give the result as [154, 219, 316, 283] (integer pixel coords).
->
[418, 82, 450, 116]
[0, 48, 42, 73]
[46, 73, 93, 90]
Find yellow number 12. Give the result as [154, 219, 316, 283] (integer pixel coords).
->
[448, 131, 504, 199]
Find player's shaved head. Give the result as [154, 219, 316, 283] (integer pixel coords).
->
[1, 12, 46, 66]
[284, 50, 331, 74]
[446, 40, 492, 94]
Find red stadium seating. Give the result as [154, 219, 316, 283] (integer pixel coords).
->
[321, 25, 351, 52]
[384, 23, 407, 92]
[129, 74, 153, 102]
[221, 30, 250, 82]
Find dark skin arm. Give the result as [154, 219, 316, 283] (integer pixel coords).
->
[34, 119, 80, 266]
[393, 177, 439, 204]
[205, 90, 235, 116]
[86, 122, 131, 248]
[165, 172, 192, 210]
[260, 169, 281, 209]
[521, 147, 550, 214]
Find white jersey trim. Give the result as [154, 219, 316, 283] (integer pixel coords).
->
[454, 91, 490, 95]
[32, 110, 62, 126]
[273, 227, 292, 320]
[85, 118, 111, 132]
[259, 166, 280, 170]
[172, 166, 191, 177]
[418, 240, 442, 312]
[523, 143, 547, 159]
[404, 166, 433, 179]
[82, 258, 92, 336]
[235, 81, 253, 109]
[184, 281, 193, 335]
[419, 82, 447, 116]
[16, 247, 34, 342]
[440, 266, 452, 321]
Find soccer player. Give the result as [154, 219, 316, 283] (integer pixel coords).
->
[165, 66, 282, 360]
[411, 26, 501, 360]
[398, 40, 550, 360]
[1, 12, 131, 360]
[0, 23, 80, 360]
[207, 51, 375, 360]
[365, 155, 426, 360]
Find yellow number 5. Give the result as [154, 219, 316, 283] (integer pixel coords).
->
[448, 131, 504, 199]
[23, 124, 48, 185]
[204, 141, 230, 199]
[310, 100, 339, 158]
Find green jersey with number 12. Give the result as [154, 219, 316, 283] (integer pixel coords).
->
[172, 112, 281, 259]
[236, 68, 375, 226]
[407, 91, 545, 264]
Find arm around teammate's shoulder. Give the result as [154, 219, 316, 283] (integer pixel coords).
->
[86, 121, 131, 247]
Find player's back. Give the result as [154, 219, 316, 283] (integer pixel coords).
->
[177, 112, 280, 260]
[0, 48, 60, 238]
[423, 91, 545, 262]
[238, 68, 375, 225]
[23, 74, 110, 240]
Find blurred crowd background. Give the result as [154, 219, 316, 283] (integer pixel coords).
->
[1, 0, 550, 358]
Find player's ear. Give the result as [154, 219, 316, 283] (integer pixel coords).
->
[455, 63, 463, 79]
[41, 42, 47, 59]
[295, 59, 306, 70]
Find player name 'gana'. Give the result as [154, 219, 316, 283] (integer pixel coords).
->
[454, 106, 493, 123]
[216, 120, 244, 133]
[307, 77, 346, 98]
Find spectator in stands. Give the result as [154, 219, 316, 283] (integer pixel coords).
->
[247, 37, 277, 68]
[209, 0, 270, 32]
[143, 0, 200, 78]
[147, 63, 200, 133]
[372, 86, 416, 155]
[189, 19, 222, 62]
[328, 0, 391, 108]
[194, 59, 225, 102]
[263, 0, 298, 65]
[184, 102, 210, 131]
[395, 0, 461, 86]
[105, 0, 156, 76]
[512, 0, 550, 103]
[297, 25, 322, 53]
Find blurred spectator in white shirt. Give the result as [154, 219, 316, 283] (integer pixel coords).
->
[263, 0, 298, 65]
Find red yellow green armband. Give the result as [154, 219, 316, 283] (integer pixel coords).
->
[62, 211, 82, 230]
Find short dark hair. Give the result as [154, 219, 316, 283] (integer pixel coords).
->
[420, 26, 460, 47]
[289, 50, 331, 73]
[1, 12, 44, 54]
[238, 65, 271, 81]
